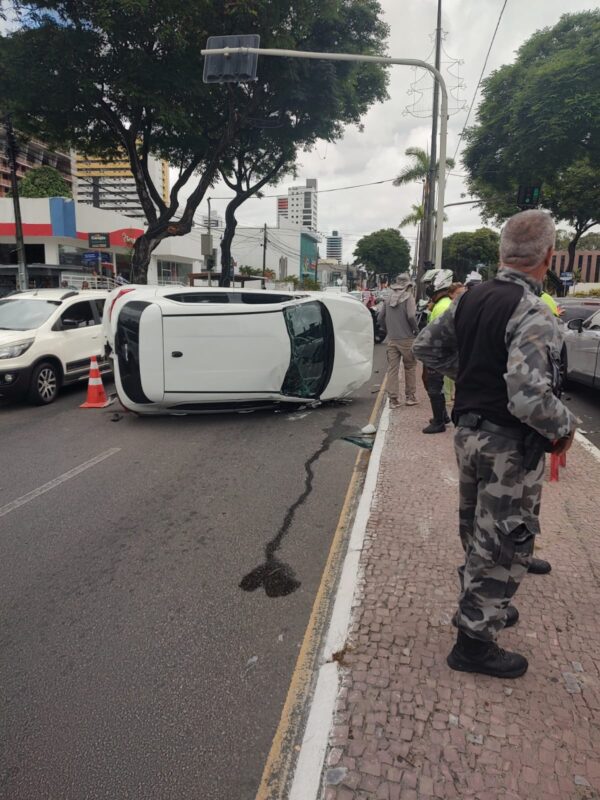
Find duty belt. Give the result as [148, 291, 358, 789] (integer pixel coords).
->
[456, 413, 525, 442]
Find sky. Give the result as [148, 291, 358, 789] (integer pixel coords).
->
[193, 0, 599, 263]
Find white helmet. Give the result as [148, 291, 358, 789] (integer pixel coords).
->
[465, 271, 483, 286]
[432, 269, 454, 292]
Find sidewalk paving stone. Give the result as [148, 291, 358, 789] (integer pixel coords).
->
[320, 385, 600, 800]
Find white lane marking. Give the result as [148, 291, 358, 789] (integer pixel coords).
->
[0, 448, 121, 519]
[575, 430, 600, 464]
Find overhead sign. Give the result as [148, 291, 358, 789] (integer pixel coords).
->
[88, 232, 110, 249]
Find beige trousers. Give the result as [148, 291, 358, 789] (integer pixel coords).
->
[386, 338, 417, 401]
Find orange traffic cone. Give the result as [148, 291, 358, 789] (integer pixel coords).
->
[80, 356, 110, 408]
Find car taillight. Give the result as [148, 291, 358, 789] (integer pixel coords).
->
[109, 288, 135, 321]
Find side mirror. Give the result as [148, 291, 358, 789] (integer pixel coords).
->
[567, 318, 584, 333]
[60, 318, 80, 330]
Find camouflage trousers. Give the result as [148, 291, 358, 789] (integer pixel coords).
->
[454, 426, 544, 642]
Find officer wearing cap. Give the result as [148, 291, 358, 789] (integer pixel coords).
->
[413, 210, 577, 679]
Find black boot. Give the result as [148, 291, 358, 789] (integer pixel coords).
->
[452, 605, 519, 630]
[423, 395, 447, 434]
[528, 557, 551, 574]
[430, 411, 451, 425]
[447, 631, 528, 678]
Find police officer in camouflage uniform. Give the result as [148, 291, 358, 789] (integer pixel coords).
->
[413, 210, 577, 678]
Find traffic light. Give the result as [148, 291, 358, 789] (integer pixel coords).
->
[203, 35, 260, 84]
[517, 185, 542, 209]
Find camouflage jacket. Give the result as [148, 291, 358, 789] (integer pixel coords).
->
[412, 268, 577, 440]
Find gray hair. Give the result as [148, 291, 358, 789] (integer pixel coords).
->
[499, 210, 555, 270]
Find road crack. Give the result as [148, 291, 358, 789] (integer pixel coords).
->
[240, 410, 353, 597]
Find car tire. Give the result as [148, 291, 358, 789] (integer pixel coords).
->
[28, 361, 60, 405]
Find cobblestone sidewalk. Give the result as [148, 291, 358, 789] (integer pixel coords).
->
[321, 385, 600, 800]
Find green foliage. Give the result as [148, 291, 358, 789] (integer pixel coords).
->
[393, 147, 455, 187]
[15, 165, 71, 198]
[463, 10, 600, 272]
[578, 232, 600, 250]
[573, 289, 600, 297]
[442, 228, 499, 283]
[239, 266, 262, 276]
[555, 229, 572, 250]
[353, 228, 411, 281]
[399, 204, 423, 228]
[2, 0, 389, 281]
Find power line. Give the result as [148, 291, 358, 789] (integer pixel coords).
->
[451, 0, 509, 166]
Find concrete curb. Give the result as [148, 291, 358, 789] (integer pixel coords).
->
[288, 402, 391, 800]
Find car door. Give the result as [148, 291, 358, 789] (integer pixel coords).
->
[162, 306, 291, 397]
[566, 310, 600, 386]
[54, 300, 103, 381]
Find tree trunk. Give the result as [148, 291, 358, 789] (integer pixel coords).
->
[220, 198, 244, 287]
[131, 233, 158, 284]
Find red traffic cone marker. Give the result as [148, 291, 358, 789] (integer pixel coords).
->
[80, 356, 110, 408]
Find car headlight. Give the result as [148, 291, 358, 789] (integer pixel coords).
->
[0, 339, 34, 359]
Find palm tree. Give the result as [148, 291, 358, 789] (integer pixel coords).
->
[399, 203, 424, 228]
[393, 147, 455, 187]
[394, 147, 455, 275]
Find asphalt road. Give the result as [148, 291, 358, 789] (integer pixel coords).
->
[564, 382, 600, 448]
[0, 347, 386, 800]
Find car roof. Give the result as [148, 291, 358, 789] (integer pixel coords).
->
[7, 289, 108, 301]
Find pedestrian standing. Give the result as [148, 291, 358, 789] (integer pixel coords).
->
[377, 274, 419, 409]
[413, 210, 577, 678]
[421, 269, 454, 433]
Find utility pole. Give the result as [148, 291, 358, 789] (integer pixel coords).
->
[422, 0, 443, 277]
[262, 222, 267, 277]
[207, 197, 212, 286]
[4, 115, 28, 291]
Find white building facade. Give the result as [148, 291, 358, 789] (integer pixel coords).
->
[326, 230, 343, 262]
[276, 179, 318, 232]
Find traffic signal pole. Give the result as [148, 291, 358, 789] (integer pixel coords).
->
[201, 45, 449, 270]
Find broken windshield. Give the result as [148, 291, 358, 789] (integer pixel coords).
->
[281, 301, 334, 399]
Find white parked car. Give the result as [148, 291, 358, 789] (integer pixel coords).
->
[0, 288, 110, 404]
[563, 308, 600, 388]
[103, 286, 374, 414]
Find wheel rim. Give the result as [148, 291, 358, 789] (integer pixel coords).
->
[37, 367, 57, 401]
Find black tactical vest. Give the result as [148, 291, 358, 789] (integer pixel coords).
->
[453, 279, 526, 427]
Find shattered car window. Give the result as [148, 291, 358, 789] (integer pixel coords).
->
[282, 301, 334, 398]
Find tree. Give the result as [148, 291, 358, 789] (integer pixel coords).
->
[463, 10, 600, 272]
[442, 228, 499, 282]
[578, 232, 600, 251]
[353, 228, 411, 285]
[14, 165, 71, 198]
[393, 147, 454, 271]
[2, 0, 388, 283]
[217, 3, 388, 284]
[399, 204, 423, 229]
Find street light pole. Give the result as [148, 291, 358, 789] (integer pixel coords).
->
[422, 0, 443, 272]
[200, 46, 449, 270]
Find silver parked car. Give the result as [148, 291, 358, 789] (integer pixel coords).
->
[563, 308, 600, 388]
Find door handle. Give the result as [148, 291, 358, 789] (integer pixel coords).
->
[171, 351, 183, 358]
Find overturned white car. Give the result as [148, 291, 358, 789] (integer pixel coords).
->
[103, 286, 374, 414]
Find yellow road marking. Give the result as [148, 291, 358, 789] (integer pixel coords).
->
[255, 376, 388, 799]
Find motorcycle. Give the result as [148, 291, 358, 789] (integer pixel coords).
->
[370, 305, 386, 343]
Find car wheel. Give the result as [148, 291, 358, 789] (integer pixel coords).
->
[28, 361, 60, 405]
